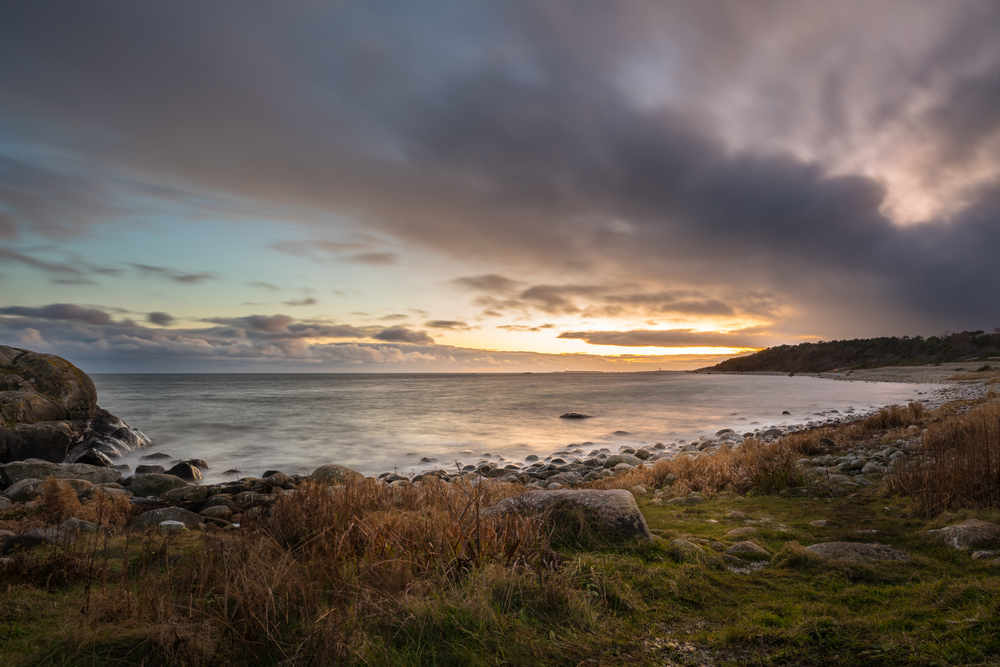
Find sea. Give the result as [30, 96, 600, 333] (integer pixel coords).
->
[91, 372, 938, 483]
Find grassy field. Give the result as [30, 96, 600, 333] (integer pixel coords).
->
[2, 399, 1000, 666]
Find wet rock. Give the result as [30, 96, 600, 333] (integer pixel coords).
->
[140, 452, 172, 461]
[73, 449, 115, 467]
[804, 542, 910, 563]
[927, 519, 1000, 550]
[135, 464, 166, 475]
[165, 461, 204, 482]
[130, 473, 188, 498]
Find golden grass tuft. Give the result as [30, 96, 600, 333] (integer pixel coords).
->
[888, 399, 1000, 515]
[40, 477, 80, 523]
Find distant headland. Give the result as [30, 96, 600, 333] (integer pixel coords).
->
[700, 330, 1000, 374]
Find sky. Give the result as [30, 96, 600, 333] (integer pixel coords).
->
[1, 1, 1000, 373]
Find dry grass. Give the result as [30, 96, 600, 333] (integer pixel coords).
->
[3, 477, 594, 666]
[589, 434, 825, 497]
[889, 399, 1000, 515]
[845, 402, 926, 440]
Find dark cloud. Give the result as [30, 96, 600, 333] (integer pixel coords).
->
[557, 328, 771, 348]
[0, 303, 113, 326]
[246, 281, 280, 291]
[425, 320, 469, 330]
[344, 252, 397, 265]
[282, 297, 317, 307]
[373, 327, 435, 344]
[130, 263, 216, 284]
[452, 274, 521, 295]
[0, 248, 86, 276]
[1, 1, 1000, 339]
[147, 311, 174, 326]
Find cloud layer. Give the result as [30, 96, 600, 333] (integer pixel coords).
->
[2, 2, 1000, 369]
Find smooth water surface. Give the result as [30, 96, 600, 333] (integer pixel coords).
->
[91, 372, 935, 481]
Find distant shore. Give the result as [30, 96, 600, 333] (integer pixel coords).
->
[696, 361, 999, 385]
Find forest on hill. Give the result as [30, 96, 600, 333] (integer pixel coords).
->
[705, 330, 1000, 374]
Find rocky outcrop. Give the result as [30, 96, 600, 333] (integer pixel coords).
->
[0, 345, 151, 467]
[804, 542, 910, 563]
[0, 459, 122, 486]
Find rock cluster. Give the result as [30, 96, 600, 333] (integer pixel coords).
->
[0, 345, 151, 465]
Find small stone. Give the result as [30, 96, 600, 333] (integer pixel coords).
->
[725, 541, 771, 559]
[725, 527, 758, 538]
[810, 520, 829, 527]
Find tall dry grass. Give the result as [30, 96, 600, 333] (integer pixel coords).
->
[888, 400, 1000, 515]
[5, 476, 616, 665]
[590, 433, 827, 496]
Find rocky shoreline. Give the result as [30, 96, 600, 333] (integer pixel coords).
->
[1, 346, 995, 543]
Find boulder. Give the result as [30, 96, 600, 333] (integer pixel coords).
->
[130, 473, 188, 498]
[133, 506, 204, 531]
[135, 464, 166, 475]
[724, 527, 758, 538]
[926, 519, 1000, 550]
[158, 485, 208, 502]
[0, 345, 151, 464]
[200, 505, 233, 521]
[2, 478, 45, 502]
[165, 461, 204, 482]
[804, 542, 910, 563]
[484, 489, 653, 542]
[0, 459, 121, 486]
[308, 464, 364, 485]
[0, 496, 11, 510]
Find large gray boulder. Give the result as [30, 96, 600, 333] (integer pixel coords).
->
[0, 459, 121, 486]
[308, 464, 363, 485]
[804, 542, 910, 563]
[0, 345, 151, 464]
[130, 473, 188, 498]
[485, 489, 653, 542]
[133, 506, 204, 531]
[927, 519, 1000, 550]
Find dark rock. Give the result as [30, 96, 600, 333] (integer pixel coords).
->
[261, 470, 281, 478]
[0, 459, 121, 486]
[133, 506, 204, 531]
[73, 449, 115, 467]
[0, 345, 151, 464]
[559, 412, 593, 419]
[140, 452, 172, 461]
[130, 473, 188, 498]
[135, 464, 166, 475]
[185, 458, 209, 470]
[2, 478, 45, 502]
[165, 461, 204, 482]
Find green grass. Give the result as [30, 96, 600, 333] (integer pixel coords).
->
[4, 447, 1000, 665]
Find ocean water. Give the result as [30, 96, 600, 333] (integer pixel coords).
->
[91, 372, 936, 482]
